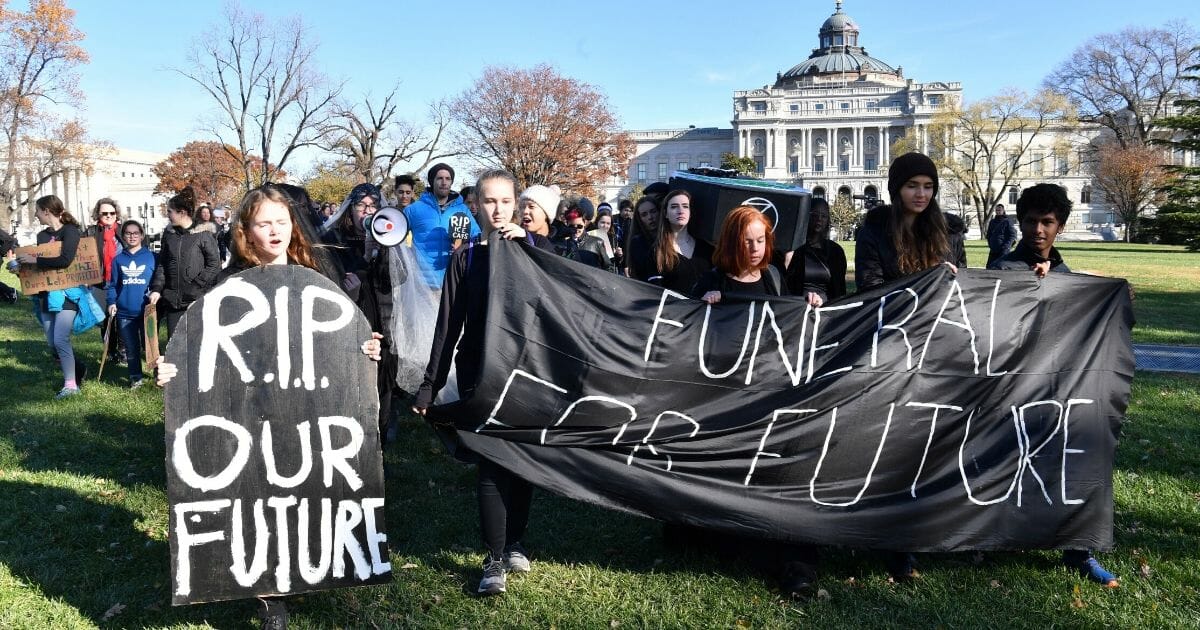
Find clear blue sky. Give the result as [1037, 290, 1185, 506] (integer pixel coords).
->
[54, 0, 1200, 175]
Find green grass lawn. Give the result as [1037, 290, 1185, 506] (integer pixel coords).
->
[1, 264, 1199, 628]
[838, 240, 1200, 346]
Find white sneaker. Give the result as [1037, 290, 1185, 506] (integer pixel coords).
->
[503, 543, 531, 573]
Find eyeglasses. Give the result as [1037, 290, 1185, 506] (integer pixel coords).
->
[123, 231, 143, 238]
[354, 202, 378, 211]
[100, 211, 117, 217]
[571, 224, 586, 230]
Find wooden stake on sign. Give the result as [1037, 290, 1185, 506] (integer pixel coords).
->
[144, 303, 160, 371]
[97, 316, 114, 381]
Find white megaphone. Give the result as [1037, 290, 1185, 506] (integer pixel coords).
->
[362, 207, 409, 247]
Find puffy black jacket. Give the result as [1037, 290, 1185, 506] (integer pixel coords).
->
[854, 205, 966, 292]
[150, 223, 221, 309]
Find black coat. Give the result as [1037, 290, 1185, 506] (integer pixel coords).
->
[149, 223, 221, 310]
[785, 240, 847, 302]
[854, 205, 966, 292]
[552, 233, 614, 272]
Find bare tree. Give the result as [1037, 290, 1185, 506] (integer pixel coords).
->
[931, 88, 1074, 235]
[1044, 22, 1199, 148]
[450, 64, 634, 196]
[176, 3, 341, 191]
[322, 86, 460, 184]
[0, 0, 96, 229]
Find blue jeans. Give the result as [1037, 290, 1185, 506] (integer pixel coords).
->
[116, 315, 144, 381]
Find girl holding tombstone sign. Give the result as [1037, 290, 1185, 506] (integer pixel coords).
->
[156, 183, 383, 629]
[15, 195, 95, 398]
[413, 170, 557, 596]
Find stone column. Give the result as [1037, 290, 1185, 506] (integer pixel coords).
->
[878, 127, 886, 170]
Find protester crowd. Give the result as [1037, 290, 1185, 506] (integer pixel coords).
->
[0, 150, 1120, 627]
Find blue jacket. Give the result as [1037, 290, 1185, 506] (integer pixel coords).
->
[405, 191, 481, 287]
[106, 247, 156, 318]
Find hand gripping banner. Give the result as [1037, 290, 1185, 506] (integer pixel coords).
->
[428, 240, 1133, 552]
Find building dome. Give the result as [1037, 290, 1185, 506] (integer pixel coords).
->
[774, 0, 900, 87]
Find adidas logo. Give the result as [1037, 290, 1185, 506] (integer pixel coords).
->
[121, 260, 147, 279]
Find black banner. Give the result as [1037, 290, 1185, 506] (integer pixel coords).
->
[165, 266, 390, 605]
[429, 241, 1133, 552]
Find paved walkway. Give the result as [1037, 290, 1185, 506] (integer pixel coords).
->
[1133, 344, 1200, 374]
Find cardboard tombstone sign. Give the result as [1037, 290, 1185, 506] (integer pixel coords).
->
[15, 239, 103, 294]
[164, 265, 390, 605]
[668, 171, 811, 251]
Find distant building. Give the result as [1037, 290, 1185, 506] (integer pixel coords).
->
[600, 0, 1172, 238]
[8, 146, 169, 244]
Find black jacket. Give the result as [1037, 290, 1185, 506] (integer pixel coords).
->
[629, 237, 714, 295]
[854, 205, 966, 292]
[785, 240, 847, 302]
[552, 233, 614, 272]
[150, 223, 221, 310]
[986, 216, 1018, 253]
[416, 234, 556, 411]
[987, 241, 1071, 273]
[693, 264, 785, 299]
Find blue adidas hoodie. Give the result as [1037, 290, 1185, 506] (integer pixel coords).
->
[106, 247, 156, 318]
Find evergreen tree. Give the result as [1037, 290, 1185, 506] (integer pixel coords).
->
[1152, 57, 1200, 249]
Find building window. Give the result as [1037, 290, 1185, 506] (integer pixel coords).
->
[839, 158, 849, 172]
[699, 161, 711, 168]
[752, 101, 767, 111]
[889, 100, 900, 108]
[865, 157, 876, 170]
[813, 156, 824, 173]
[928, 95, 941, 106]
[678, 162, 688, 171]
[1008, 186, 1019, 205]
[789, 156, 799, 173]
[1081, 185, 1092, 204]
[840, 102, 850, 110]
[789, 103, 799, 112]
[1030, 152, 1044, 175]
[814, 103, 825, 111]
[1056, 153, 1069, 176]
[658, 163, 668, 178]
[866, 100, 877, 111]
[1009, 154, 1020, 174]
[754, 157, 765, 173]
[637, 163, 646, 182]
[813, 186, 826, 199]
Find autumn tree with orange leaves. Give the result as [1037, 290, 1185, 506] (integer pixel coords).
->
[152, 141, 283, 208]
[450, 65, 634, 197]
[0, 0, 104, 229]
[1092, 142, 1170, 242]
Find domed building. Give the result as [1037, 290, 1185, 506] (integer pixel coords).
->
[731, 0, 960, 202]
[601, 1, 1113, 237]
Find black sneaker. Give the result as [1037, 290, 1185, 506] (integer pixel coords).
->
[258, 598, 288, 630]
[478, 555, 507, 595]
[779, 560, 817, 598]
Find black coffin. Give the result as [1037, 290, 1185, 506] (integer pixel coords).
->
[668, 171, 811, 251]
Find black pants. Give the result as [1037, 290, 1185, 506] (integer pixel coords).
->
[161, 305, 187, 343]
[478, 459, 533, 558]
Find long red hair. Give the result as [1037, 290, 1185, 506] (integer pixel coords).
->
[711, 205, 774, 276]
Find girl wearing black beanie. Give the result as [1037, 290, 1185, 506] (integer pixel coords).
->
[854, 152, 965, 292]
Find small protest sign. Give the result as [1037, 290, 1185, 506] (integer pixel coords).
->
[164, 265, 389, 605]
[16, 239, 102, 294]
[144, 303, 160, 368]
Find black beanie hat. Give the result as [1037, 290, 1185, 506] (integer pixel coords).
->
[427, 163, 455, 186]
[887, 152, 939, 204]
[574, 196, 596, 222]
[347, 183, 382, 208]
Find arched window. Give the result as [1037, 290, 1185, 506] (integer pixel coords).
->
[864, 185, 878, 201]
[813, 186, 826, 199]
[1081, 185, 1092, 204]
[838, 185, 852, 198]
